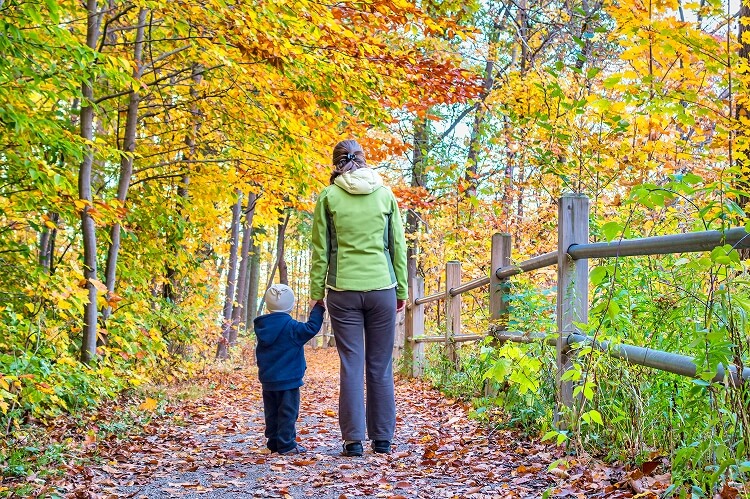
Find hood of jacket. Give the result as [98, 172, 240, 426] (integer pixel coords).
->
[333, 167, 383, 195]
[253, 313, 292, 346]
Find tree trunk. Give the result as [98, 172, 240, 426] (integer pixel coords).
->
[502, 117, 516, 225]
[102, 8, 148, 323]
[294, 247, 302, 319]
[464, 28, 499, 200]
[39, 212, 59, 272]
[257, 220, 288, 315]
[163, 174, 190, 303]
[464, 108, 485, 200]
[244, 236, 261, 328]
[164, 64, 201, 305]
[79, 0, 103, 364]
[228, 192, 257, 346]
[216, 192, 242, 359]
[407, 117, 428, 281]
[276, 211, 290, 285]
[257, 257, 278, 315]
[518, 0, 529, 73]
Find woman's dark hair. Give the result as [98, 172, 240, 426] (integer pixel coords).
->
[330, 139, 366, 184]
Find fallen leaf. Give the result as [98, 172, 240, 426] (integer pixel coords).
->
[139, 398, 158, 411]
[640, 460, 660, 476]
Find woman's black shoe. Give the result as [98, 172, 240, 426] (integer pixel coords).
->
[342, 441, 363, 457]
[372, 440, 392, 454]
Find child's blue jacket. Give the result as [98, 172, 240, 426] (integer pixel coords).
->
[254, 304, 325, 391]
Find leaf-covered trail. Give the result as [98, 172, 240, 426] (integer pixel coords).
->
[54, 349, 637, 498]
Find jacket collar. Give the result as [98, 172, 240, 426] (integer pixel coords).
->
[333, 167, 383, 195]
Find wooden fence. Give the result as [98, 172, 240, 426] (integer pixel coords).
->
[404, 193, 750, 422]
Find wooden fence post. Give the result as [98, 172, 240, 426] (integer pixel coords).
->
[405, 276, 425, 377]
[556, 194, 589, 427]
[486, 233, 512, 397]
[445, 261, 461, 366]
[490, 233, 512, 324]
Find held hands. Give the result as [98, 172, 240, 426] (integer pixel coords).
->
[309, 299, 326, 310]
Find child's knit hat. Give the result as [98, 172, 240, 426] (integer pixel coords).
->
[264, 284, 295, 314]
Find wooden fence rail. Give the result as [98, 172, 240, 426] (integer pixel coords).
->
[404, 193, 750, 423]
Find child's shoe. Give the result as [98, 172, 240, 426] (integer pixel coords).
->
[342, 441, 363, 456]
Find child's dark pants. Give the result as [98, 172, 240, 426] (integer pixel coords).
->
[262, 388, 300, 453]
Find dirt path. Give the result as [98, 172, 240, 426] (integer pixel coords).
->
[49, 349, 636, 498]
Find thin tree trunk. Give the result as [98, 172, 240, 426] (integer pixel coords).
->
[163, 64, 201, 305]
[79, 0, 103, 364]
[519, 0, 529, 73]
[39, 228, 51, 268]
[163, 175, 189, 303]
[257, 222, 287, 315]
[464, 29, 498, 199]
[294, 248, 302, 319]
[464, 107, 485, 200]
[39, 212, 59, 272]
[276, 211, 290, 285]
[244, 237, 261, 328]
[257, 237, 277, 316]
[102, 8, 148, 323]
[216, 192, 242, 359]
[257, 258, 279, 316]
[407, 117, 428, 281]
[228, 192, 257, 346]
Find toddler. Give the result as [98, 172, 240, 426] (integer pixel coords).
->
[254, 284, 324, 454]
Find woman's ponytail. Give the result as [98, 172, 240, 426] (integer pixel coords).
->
[330, 140, 366, 184]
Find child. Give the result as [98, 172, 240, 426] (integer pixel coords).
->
[254, 284, 325, 455]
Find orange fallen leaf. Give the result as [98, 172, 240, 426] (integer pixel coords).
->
[139, 397, 157, 411]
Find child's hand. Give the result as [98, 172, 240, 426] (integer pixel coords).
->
[310, 299, 325, 310]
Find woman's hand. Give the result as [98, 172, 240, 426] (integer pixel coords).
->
[396, 299, 405, 312]
[310, 299, 325, 310]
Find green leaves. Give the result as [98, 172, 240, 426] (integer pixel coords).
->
[572, 380, 596, 401]
[629, 185, 674, 209]
[590, 266, 609, 286]
[600, 221, 622, 242]
[542, 429, 569, 445]
[581, 409, 603, 425]
[709, 244, 740, 266]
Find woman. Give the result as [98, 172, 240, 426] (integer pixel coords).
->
[310, 139, 408, 457]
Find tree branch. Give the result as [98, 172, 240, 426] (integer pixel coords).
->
[142, 44, 192, 72]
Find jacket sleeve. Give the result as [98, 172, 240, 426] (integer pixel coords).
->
[310, 190, 329, 301]
[389, 191, 409, 300]
[289, 304, 325, 345]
